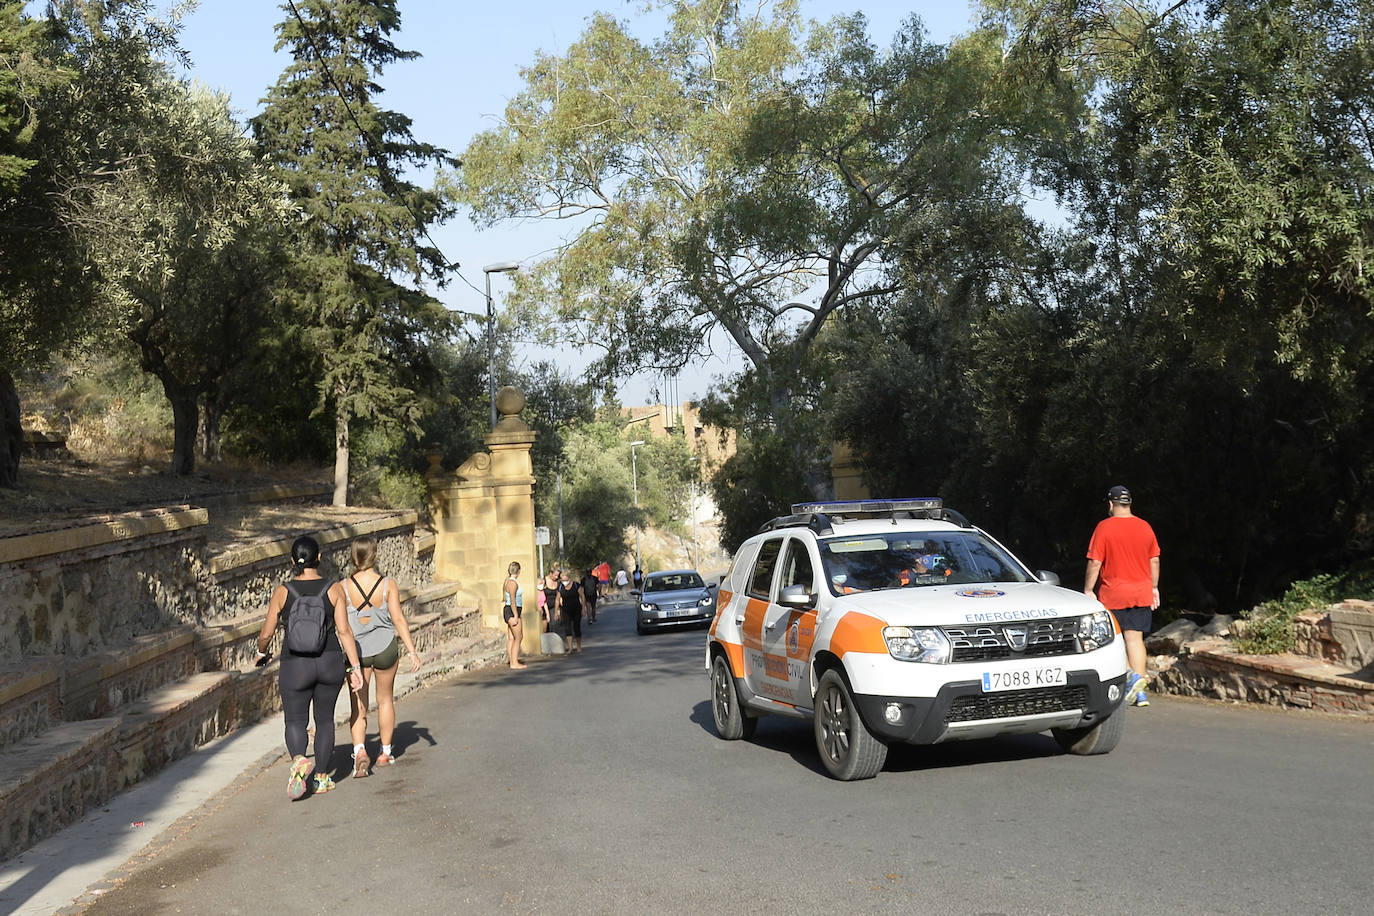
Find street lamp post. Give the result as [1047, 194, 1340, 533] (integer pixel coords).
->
[630, 440, 646, 574]
[483, 262, 520, 430]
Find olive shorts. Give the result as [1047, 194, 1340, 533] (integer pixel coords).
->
[361, 635, 400, 671]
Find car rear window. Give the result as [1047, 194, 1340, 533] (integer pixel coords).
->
[748, 539, 782, 599]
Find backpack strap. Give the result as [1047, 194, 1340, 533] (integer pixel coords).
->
[350, 574, 384, 609]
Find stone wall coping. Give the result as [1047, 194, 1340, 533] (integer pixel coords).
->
[196, 616, 267, 649]
[0, 665, 60, 707]
[0, 506, 209, 565]
[1188, 643, 1374, 692]
[414, 530, 436, 554]
[208, 510, 420, 575]
[100, 627, 196, 680]
[199, 483, 331, 506]
[410, 580, 460, 601]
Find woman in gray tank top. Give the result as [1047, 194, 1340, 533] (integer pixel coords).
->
[344, 536, 421, 778]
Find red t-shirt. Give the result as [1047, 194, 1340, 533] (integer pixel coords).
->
[1085, 515, 1160, 610]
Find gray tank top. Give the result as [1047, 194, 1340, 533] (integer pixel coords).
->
[347, 576, 395, 657]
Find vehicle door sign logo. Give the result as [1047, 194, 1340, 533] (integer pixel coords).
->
[788, 618, 800, 655]
[1003, 625, 1028, 651]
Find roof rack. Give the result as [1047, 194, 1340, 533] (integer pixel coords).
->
[758, 497, 971, 536]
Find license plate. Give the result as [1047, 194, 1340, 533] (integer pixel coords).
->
[981, 667, 1066, 692]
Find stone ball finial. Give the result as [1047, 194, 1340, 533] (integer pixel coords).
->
[496, 386, 526, 418]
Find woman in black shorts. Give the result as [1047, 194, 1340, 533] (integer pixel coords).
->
[256, 536, 363, 800]
[503, 561, 527, 669]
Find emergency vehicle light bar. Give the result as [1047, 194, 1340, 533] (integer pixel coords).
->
[790, 498, 943, 515]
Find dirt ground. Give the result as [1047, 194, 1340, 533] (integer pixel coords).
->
[0, 457, 397, 549]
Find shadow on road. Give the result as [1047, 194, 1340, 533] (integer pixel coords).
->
[448, 600, 711, 692]
[688, 698, 1066, 777]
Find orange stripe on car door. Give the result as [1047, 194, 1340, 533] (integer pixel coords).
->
[828, 612, 887, 657]
[741, 596, 770, 651]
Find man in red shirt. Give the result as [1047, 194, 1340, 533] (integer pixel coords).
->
[1084, 485, 1160, 707]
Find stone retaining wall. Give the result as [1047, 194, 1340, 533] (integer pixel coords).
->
[1155, 640, 1374, 714]
[0, 508, 209, 665]
[205, 511, 422, 624]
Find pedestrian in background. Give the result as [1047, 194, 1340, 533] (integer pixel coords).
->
[632, 565, 643, 593]
[1084, 485, 1161, 707]
[536, 575, 549, 632]
[343, 536, 421, 778]
[558, 571, 583, 653]
[615, 567, 629, 595]
[541, 572, 560, 634]
[503, 561, 527, 669]
[582, 566, 600, 624]
[256, 535, 364, 800]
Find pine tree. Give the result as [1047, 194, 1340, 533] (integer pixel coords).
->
[252, 0, 456, 505]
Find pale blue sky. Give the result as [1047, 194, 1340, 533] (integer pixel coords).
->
[176, 1, 978, 404]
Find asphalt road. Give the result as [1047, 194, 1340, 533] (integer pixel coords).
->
[81, 596, 1374, 915]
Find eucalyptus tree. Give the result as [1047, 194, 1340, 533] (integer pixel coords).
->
[456, 0, 1002, 496]
[253, 0, 458, 505]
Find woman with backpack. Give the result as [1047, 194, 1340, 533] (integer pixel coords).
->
[256, 535, 364, 800]
[343, 536, 421, 778]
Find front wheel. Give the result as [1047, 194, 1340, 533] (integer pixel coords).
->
[1052, 707, 1126, 755]
[711, 653, 757, 740]
[813, 670, 888, 780]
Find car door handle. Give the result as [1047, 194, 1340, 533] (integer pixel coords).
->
[765, 621, 777, 631]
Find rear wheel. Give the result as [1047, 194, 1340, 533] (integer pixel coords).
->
[1052, 707, 1126, 755]
[813, 670, 887, 780]
[711, 653, 757, 740]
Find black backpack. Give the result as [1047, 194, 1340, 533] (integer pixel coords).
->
[283, 580, 332, 655]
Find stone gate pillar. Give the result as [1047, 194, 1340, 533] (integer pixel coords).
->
[427, 386, 541, 656]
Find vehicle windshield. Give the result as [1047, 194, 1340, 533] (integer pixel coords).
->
[819, 531, 1032, 596]
[643, 572, 706, 592]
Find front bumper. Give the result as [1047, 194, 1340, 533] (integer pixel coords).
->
[639, 608, 714, 629]
[853, 669, 1129, 745]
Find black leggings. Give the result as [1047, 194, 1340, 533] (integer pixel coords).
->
[279, 651, 346, 770]
[562, 608, 582, 639]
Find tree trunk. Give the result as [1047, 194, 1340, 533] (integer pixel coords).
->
[199, 394, 223, 464]
[163, 380, 199, 477]
[333, 403, 350, 507]
[0, 368, 22, 489]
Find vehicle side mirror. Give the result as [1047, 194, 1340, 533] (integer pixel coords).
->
[1036, 570, 1061, 587]
[777, 583, 814, 609]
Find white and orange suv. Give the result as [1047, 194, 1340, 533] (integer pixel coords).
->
[706, 498, 1130, 779]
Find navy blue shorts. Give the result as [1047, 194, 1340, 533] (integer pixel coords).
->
[1112, 606, 1153, 633]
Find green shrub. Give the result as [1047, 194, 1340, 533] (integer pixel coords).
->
[1236, 567, 1374, 654]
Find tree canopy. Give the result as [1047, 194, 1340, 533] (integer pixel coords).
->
[252, 0, 458, 504]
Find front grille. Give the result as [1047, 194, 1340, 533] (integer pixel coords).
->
[945, 685, 1088, 723]
[944, 619, 1080, 662]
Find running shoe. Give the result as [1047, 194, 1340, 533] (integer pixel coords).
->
[1134, 688, 1151, 707]
[374, 751, 393, 767]
[313, 774, 335, 794]
[353, 751, 371, 778]
[1124, 672, 1148, 705]
[287, 756, 314, 800]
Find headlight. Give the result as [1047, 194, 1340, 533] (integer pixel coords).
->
[640, 602, 657, 613]
[698, 596, 714, 607]
[883, 626, 951, 664]
[1077, 611, 1116, 651]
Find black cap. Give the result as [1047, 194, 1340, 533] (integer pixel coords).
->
[1107, 485, 1131, 504]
